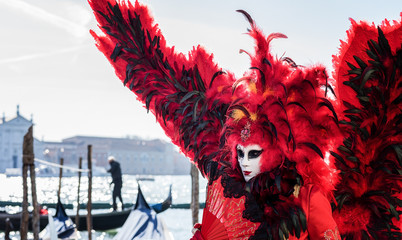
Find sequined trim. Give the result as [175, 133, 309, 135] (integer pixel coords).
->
[323, 226, 340, 240]
[240, 121, 251, 142]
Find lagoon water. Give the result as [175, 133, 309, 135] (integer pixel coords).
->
[0, 174, 208, 239]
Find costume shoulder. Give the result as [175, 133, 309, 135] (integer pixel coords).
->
[297, 185, 340, 240]
[331, 13, 402, 240]
[89, 0, 236, 174]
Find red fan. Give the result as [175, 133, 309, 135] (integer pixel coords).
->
[197, 177, 260, 240]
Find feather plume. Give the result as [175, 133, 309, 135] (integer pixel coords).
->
[332, 16, 402, 239]
[89, 0, 235, 173]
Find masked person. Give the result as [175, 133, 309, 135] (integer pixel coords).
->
[107, 156, 124, 211]
[90, 1, 402, 239]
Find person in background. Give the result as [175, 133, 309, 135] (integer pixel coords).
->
[107, 156, 124, 211]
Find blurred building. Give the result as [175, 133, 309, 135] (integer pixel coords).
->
[0, 106, 190, 175]
[52, 135, 190, 175]
[0, 105, 44, 172]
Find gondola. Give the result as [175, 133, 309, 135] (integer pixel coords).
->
[75, 184, 172, 231]
[39, 199, 78, 239]
[113, 184, 173, 239]
[0, 185, 172, 232]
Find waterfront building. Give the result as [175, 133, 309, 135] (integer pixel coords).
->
[0, 106, 190, 175]
[0, 105, 44, 173]
[49, 135, 190, 175]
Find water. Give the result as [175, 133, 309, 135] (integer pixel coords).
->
[0, 174, 208, 239]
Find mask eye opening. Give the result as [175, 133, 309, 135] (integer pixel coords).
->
[237, 148, 244, 158]
[248, 150, 263, 159]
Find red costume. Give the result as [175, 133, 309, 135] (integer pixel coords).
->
[191, 184, 340, 240]
[89, 1, 402, 239]
[294, 185, 339, 240]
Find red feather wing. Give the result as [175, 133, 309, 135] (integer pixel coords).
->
[332, 14, 402, 113]
[89, 0, 235, 172]
[332, 14, 402, 239]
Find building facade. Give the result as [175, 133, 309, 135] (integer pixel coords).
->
[0, 106, 44, 173]
[54, 135, 190, 175]
[0, 106, 190, 175]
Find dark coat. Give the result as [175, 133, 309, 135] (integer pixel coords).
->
[107, 161, 122, 184]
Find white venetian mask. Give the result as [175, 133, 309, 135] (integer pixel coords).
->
[236, 144, 263, 182]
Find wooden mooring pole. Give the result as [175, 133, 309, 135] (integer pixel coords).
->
[190, 164, 199, 225]
[29, 160, 39, 240]
[21, 160, 29, 239]
[21, 125, 39, 239]
[57, 158, 64, 200]
[87, 145, 93, 240]
[75, 157, 83, 229]
[5, 217, 13, 240]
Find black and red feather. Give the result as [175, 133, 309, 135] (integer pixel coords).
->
[89, 0, 236, 174]
[332, 15, 402, 240]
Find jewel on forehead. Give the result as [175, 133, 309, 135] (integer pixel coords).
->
[240, 122, 251, 142]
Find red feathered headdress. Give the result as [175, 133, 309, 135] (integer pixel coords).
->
[89, 1, 341, 196]
[221, 11, 342, 196]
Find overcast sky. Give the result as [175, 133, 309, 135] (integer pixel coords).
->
[0, 0, 401, 143]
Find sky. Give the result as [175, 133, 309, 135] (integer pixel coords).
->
[0, 0, 401, 143]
